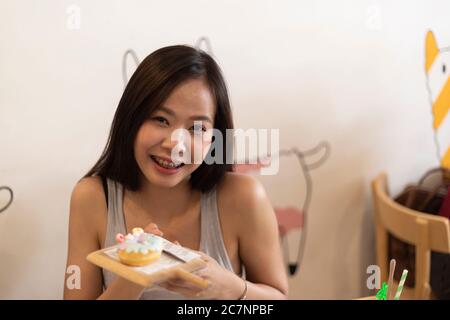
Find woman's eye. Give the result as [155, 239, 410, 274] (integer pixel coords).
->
[191, 124, 207, 133]
[153, 117, 169, 126]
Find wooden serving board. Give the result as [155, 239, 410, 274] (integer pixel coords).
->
[87, 243, 209, 288]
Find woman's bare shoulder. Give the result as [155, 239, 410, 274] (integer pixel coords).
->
[69, 176, 107, 227]
[73, 175, 103, 192]
[216, 172, 270, 222]
[217, 172, 267, 206]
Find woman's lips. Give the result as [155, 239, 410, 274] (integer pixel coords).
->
[149, 155, 185, 175]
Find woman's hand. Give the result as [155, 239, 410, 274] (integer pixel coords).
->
[143, 223, 164, 237]
[158, 249, 244, 300]
[142, 224, 242, 299]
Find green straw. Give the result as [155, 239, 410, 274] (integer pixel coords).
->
[394, 270, 408, 300]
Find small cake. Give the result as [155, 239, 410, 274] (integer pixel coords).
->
[115, 227, 163, 266]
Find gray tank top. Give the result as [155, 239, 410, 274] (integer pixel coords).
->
[101, 178, 238, 299]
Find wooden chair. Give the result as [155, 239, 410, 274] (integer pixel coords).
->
[371, 172, 450, 299]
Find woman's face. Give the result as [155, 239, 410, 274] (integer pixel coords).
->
[134, 78, 216, 189]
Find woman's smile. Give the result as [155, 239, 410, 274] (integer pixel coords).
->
[149, 154, 186, 175]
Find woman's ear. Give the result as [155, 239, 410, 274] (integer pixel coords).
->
[122, 49, 140, 88]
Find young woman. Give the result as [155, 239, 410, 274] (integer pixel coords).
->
[64, 45, 288, 300]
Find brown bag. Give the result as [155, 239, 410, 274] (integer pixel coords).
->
[388, 167, 450, 288]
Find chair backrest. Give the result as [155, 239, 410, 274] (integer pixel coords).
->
[371, 172, 450, 299]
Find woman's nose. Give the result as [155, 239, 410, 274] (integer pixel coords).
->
[161, 129, 189, 157]
[161, 134, 179, 150]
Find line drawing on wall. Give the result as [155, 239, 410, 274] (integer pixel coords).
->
[121, 36, 214, 87]
[0, 186, 13, 214]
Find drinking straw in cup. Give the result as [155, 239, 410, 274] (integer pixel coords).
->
[394, 269, 408, 300]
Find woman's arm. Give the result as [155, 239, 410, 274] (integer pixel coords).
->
[226, 173, 289, 299]
[63, 177, 145, 300]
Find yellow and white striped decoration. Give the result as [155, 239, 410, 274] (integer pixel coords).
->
[425, 31, 450, 169]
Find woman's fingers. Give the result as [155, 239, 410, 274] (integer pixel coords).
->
[196, 251, 209, 259]
[193, 250, 215, 264]
[160, 278, 202, 291]
[144, 223, 164, 236]
[159, 282, 203, 298]
[149, 229, 164, 236]
[144, 223, 158, 231]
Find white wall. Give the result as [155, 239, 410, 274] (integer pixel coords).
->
[0, 0, 448, 299]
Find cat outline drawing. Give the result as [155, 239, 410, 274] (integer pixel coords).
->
[425, 30, 450, 170]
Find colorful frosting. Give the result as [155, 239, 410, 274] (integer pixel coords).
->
[115, 227, 163, 255]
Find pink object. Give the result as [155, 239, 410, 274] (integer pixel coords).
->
[115, 233, 125, 243]
[275, 206, 304, 237]
[439, 187, 450, 220]
[233, 158, 271, 173]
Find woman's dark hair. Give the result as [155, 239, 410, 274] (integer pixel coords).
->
[84, 45, 234, 193]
